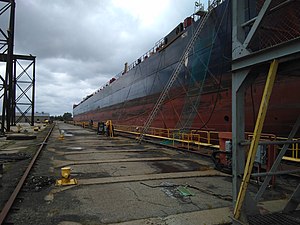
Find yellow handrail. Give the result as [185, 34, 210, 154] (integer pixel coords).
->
[77, 122, 299, 162]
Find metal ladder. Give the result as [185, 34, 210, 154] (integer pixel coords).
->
[138, 1, 218, 143]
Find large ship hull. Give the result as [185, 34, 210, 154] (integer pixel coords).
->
[73, 0, 300, 136]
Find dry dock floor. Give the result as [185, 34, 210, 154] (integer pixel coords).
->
[4, 122, 299, 225]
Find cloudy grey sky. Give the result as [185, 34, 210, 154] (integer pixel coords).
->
[12, 0, 206, 116]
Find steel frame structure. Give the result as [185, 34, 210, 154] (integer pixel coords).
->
[0, 0, 35, 133]
[231, 0, 300, 223]
[0, 0, 15, 133]
[0, 54, 36, 128]
[14, 54, 35, 125]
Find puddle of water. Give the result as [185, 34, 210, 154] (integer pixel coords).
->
[151, 160, 209, 173]
[67, 147, 83, 150]
[60, 129, 74, 136]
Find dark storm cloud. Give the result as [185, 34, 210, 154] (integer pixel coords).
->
[11, 0, 201, 115]
[15, 1, 133, 61]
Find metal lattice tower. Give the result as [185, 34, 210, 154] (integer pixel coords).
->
[0, 1, 36, 133]
[14, 55, 36, 125]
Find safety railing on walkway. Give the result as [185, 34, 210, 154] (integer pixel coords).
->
[245, 133, 300, 163]
[70, 121, 300, 163]
[114, 124, 220, 151]
[277, 137, 300, 163]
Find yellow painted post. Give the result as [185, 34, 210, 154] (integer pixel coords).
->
[105, 120, 113, 137]
[207, 132, 211, 144]
[292, 144, 295, 158]
[109, 120, 113, 137]
[234, 59, 278, 219]
[172, 133, 175, 147]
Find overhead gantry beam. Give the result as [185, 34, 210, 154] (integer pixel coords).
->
[232, 37, 300, 71]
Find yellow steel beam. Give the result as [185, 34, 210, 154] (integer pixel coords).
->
[234, 59, 279, 219]
[282, 156, 300, 163]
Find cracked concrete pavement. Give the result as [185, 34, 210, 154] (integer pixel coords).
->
[6, 121, 297, 225]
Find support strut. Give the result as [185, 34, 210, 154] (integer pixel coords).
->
[234, 59, 278, 220]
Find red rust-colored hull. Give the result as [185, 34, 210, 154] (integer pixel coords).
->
[74, 75, 300, 136]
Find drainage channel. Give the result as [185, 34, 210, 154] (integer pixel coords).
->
[0, 124, 55, 224]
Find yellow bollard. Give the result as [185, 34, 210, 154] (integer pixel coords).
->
[56, 166, 77, 186]
[106, 120, 114, 137]
[58, 133, 64, 140]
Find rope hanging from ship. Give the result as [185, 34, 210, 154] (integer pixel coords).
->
[73, 0, 242, 133]
[175, 15, 215, 131]
[195, 0, 231, 131]
[175, 0, 230, 132]
[123, 3, 231, 131]
[118, 1, 231, 131]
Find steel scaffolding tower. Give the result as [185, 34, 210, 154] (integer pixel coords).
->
[0, 0, 36, 133]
